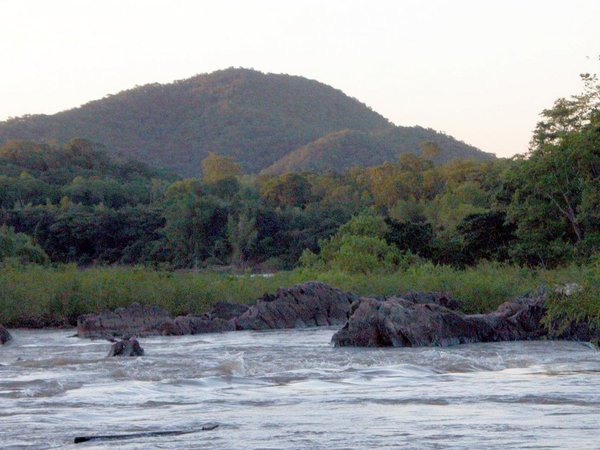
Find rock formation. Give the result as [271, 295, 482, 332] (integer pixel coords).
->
[77, 282, 357, 339]
[332, 292, 599, 347]
[77, 303, 173, 339]
[234, 281, 357, 330]
[107, 337, 145, 357]
[0, 325, 11, 345]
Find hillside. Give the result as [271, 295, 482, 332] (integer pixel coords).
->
[0, 68, 493, 176]
[0, 69, 393, 176]
[263, 127, 495, 174]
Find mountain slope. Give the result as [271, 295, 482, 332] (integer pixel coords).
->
[0, 69, 393, 176]
[0, 68, 494, 176]
[263, 127, 495, 175]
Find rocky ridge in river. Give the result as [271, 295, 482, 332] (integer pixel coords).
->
[76, 281, 598, 348]
[331, 289, 599, 347]
[77, 281, 358, 339]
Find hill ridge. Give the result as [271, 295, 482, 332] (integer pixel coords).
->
[0, 68, 493, 176]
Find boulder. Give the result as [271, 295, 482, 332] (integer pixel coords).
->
[0, 325, 11, 345]
[332, 292, 600, 348]
[107, 337, 144, 357]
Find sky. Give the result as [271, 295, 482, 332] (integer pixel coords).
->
[1, 0, 598, 158]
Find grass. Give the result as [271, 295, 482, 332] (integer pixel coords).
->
[543, 274, 600, 334]
[0, 262, 598, 328]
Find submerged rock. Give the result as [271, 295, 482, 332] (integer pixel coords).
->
[0, 325, 12, 345]
[107, 337, 144, 357]
[77, 282, 357, 338]
[332, 293, 600, 348]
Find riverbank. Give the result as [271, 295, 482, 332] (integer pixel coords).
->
[1, 262, 598, 329]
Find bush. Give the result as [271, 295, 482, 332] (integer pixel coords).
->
[0, 226, 49, 265]
[329, 235, 401, 273]
[306, 212, 409, 273]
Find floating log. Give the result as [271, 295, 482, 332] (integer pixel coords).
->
[74, 424, 218, 444]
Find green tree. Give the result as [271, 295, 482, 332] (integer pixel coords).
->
[303, 213, 410, 273]
[507, 72, 600, 265]
[426, 181, 490, 234]
[201, 152, 242, 183]
[227, 212, 258, 267]
[0, 226, 49, 265]
[260, 173, 313, 208]
[163, 185, 229, 267]
[336, 213, 388, 239]
[385, 217, 434, 258]
[456, 211, 516, 264]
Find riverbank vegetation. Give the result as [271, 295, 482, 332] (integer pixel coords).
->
[0, 73, 598, 329]
[1, 262, 598, 328]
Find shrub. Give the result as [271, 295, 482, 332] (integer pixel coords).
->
[0, 226, 49, 265]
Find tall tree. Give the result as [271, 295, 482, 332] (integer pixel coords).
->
[508, 72, 600, 265]
[227, 212, 258, 267]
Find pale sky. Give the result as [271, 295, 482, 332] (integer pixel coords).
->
[1, 0, 598, 157]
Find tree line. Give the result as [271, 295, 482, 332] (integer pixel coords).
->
[0, 74, 598, 271]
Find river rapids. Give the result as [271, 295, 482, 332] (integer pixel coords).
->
[1, 328, 599, 449]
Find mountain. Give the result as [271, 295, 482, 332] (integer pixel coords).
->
[0, 68, 494, 176]
[263, 127, 494, 174]
[0, 69, 391, 176]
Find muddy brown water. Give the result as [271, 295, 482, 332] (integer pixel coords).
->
[1, 328, 599, 449]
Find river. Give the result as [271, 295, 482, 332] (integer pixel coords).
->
[1, 328, 599, 449]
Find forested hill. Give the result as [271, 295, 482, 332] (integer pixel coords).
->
[263, 127, 495, 175]
[0, 68, 493, 176]
[0, 69, 391, 175]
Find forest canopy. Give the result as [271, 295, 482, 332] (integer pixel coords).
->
[0, 72, 597, 271]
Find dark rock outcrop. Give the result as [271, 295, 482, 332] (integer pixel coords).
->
[0, 325, 11, 345]
[332, 293, 599, 348]
[107, 337, 145, 357]
[169, 315, 237, 335]
[77, 282, 357, 339]
[211, 301, 250, 320]
[235, 282, 358, 330]
[78, 303, 173, 339]
[76, 302, 240, 338]
[397, 291, 461, 310]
